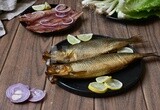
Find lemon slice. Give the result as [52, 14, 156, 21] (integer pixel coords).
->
[88, 82, 108, 93]
[44, 2, 51, 10]
[104, 79, 123, 90]
[117, 47, 134, 53]
[96, 76, 112, 83]
[77, 33, 93, 41]
[67, 34, 81, 45]
[32, 4, 46, 11]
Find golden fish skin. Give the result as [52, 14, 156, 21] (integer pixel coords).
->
[46, 53, 157, 82]
[43, 36, 142, 63]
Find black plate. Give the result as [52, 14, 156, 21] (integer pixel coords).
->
[51, 34, 143, 98]
[106, 12, 159, 24]
[20, 4, 81, 34]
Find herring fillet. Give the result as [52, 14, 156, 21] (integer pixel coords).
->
[43, 36, 141, 63]
[19, 9, 55, 24]
[46, 53, 159, 82]
[26, 11, 83, 33]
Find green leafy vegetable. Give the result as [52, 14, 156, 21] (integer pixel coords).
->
[121, 0, 160, 19]
[82, 0, 160, 19]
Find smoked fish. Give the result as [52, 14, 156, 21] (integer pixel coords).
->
[19, 4, 83, 33]
[43, 36, 141, 63]
[45, 53, 159, 83]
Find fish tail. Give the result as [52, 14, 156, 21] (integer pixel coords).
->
[127, 35, 142, 43]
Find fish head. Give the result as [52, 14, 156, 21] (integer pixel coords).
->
[45, 64, 72, 83]
[46, 64, 71, 76]
[51, 51, 70, 63]
[42, 51, 51, 61]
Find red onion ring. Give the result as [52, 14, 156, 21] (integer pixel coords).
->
[56, 7, 71, 14]
[62, 17, 74, 25]
[39, 21, 59, 27]
[6, 83, 47, 103]
[54, 4, 66, 12]
[29, 88, 46, 102]
[55, 4, 71, 18]
[6, 83, 31, 103]
[55, 13, 68, 18]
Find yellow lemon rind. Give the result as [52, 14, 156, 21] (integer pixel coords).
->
[32, 4, 46, 11]
[88, 82, 108, 94]
[95, 76, 112, 83]
[104, 79, 123, 90]
[67, 34, 81, 45]
[77, 33, 93, 42]
[44, 2, 51, 10]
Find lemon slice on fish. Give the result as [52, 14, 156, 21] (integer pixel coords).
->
[77, 33, 93, 41]
[44, 2, 51, 10]
[96, 76, 112, 83]
[88, 82, 108, 93]
[32, 4, 46, 11]
[67, 34, 81, 45]
[104, 79, 123, 90]
[117, 47, 134, 53]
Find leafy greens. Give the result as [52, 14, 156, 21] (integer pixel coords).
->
[82, 0, 160, 19]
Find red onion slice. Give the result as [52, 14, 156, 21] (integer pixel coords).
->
[39, 20, 59, 27]
[55, 4, 67, 12]
[55, 4, 71, 18]
[62, 17, 74, 25]
[29, 88, 46, 102]
[6, 83, 30, 103]
[56, 7, 71, 14]
[55, 13, 68, 18]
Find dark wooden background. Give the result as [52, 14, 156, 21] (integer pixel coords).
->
[0, 0, 160, 110]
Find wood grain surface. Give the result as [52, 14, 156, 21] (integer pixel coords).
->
[0, 0, 160, 110]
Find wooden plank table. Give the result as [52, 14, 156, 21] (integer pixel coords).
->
[0, 0, 160, 110]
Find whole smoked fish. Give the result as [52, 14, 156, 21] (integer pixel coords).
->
[46, 53, 159, 83]
[43, 36, 141, 63]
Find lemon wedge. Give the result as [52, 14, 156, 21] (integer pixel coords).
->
[32, 4, 46, 11]
[104, 79, 123, 90]
[77, 33, 93, 41]
[67, 34, 81, 45]
[88, 82, 108, 93]
[96, 76, 112, 83]
[32, 2, 51, 11]
[117, 47, 134, 53]
[44, 2, 51, 10]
